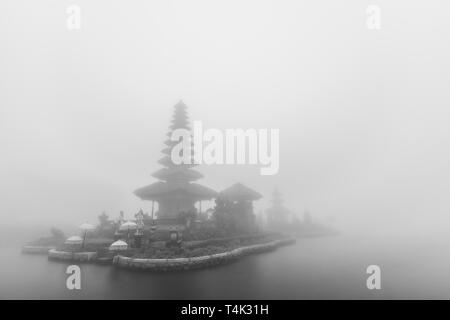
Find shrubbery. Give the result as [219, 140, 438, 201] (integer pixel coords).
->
[132, 232, 284, 259]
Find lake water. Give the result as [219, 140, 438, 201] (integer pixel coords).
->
[1, 233, 449, 299]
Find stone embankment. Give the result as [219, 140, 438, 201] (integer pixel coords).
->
[48, 249, 98, 262]
[113, 237, 295, 271]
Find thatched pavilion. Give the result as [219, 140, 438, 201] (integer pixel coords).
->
[217, 183, 262, 233]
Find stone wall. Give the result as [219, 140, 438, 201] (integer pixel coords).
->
[113, 237, 296, 271]
[48, 249, 98, 262]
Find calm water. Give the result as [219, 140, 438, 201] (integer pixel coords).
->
[1, 234, 449, 299]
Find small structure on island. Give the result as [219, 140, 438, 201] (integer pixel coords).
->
[134, 101, 217, 238]
[64, 236, 83, 251]
[167, 230, 183, 247]
[216, 183, 262, 234]
[135, 210, 145, 232]
[65, 236, 83, 245]
[119, 221, 138, 232]
[109, 240, 128, 252]
[265, 188, 292, 232]
[134, 210, 145, 248]
[119, 221, 137, 241]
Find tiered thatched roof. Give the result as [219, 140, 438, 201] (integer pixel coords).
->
[134, 101, 217, 202]
[219, 183, 262, 201]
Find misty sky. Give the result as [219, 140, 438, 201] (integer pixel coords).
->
[1, 0, 450, 236]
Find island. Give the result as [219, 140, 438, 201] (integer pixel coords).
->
[23, 101, 336, 271]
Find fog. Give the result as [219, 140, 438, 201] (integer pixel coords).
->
[1, 0, 450, 240]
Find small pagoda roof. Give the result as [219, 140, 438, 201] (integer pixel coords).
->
[169, 123, 190, 131]
[134, 182, 218, 201]
[164, 139, 177, 146]
[157, 155, 197, 168]
[151, 167, 203, 181]
[219, 183, 262, 201]
[174, 100, 187, 109]
[161, 145, 194, 155]
[161, 147, 172, 155]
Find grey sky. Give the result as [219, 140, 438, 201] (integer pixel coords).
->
[1, 0, 449, 236]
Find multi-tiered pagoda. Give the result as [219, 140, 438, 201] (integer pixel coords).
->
[134, 101, 217, 220]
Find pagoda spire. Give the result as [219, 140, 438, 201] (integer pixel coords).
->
[153, 101, 200, 182]
[272, 188, 283, 207]
[266, 188, 290, 228]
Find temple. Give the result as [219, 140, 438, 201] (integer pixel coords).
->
[134, 101, 217, 220]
